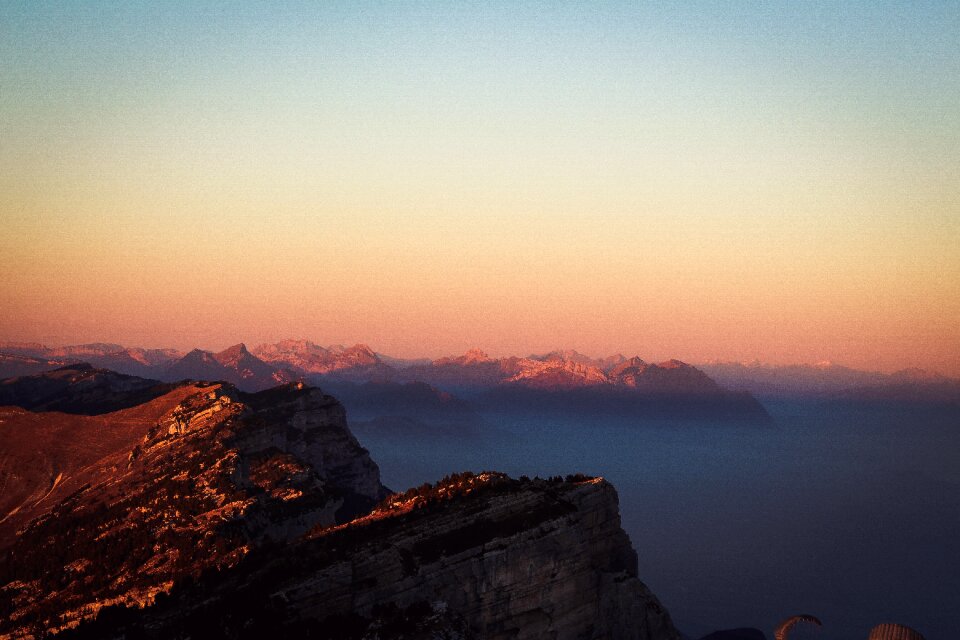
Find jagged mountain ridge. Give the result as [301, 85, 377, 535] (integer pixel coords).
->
[396, 348, 734, 395]
[2, 341, 763, 393]
[5, 341, 954, 398]
[0, 343, 183, 379]
[1, 341, 775, 422]
[16, 339, 955, 416]
[252, 340, 393, 381]
[162, 344, 295, 392]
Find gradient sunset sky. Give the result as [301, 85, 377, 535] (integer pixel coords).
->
[1, 1, 958, 374]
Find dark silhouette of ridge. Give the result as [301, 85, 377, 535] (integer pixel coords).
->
[0, 364, 177, 415]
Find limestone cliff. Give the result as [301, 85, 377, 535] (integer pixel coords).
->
[64, 474, 680, 640]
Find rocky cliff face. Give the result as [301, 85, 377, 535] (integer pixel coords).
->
[64, 474, 680, 640]
[0, 381, 386, 638]
[1, 368, 681, 640]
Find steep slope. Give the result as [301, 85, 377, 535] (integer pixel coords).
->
[64, 474, 680, 640]
[0, 382, 386, 637]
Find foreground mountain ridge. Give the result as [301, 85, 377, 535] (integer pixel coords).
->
[0, 375, 387, 637]
[0, 368, 680, 640]
[62, 473, 681, 640]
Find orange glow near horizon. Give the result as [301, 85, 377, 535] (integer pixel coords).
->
[2, 200, 957, 375]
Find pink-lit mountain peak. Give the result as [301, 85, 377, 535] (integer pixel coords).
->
[180, 348, 217, 363]
[122, 347, 183, 366]
[432, 348, 495, 367]
[255, 339, 331, 357]
[248, 340, 386, 378]
[213, 343, 257, 368]
[508, 356, 609, 388]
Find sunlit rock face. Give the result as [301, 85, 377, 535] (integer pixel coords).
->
[62, 474, 680, 640]
[0, 381, 386, 638]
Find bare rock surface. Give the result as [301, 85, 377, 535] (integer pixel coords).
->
[64, 474, 680, 640]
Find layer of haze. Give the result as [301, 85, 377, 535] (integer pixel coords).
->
[2, 2, 958, 374]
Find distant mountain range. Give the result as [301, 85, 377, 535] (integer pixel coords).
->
[1, 340, 745, 396]
[2, 340, 956, 420]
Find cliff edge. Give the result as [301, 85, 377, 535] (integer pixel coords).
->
[64, 473, 679, 640]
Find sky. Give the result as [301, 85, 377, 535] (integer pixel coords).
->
[1, 1, 958, 374]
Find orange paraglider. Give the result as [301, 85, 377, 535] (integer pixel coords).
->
[774, 615, 823, 640]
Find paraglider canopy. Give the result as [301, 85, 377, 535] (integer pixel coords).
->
[868, 623, 925, 640]
[774, 615, 823, 640]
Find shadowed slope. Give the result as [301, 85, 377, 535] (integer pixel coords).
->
[0, 364, 175, 415]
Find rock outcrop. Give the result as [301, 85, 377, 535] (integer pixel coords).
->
[63, 474, 680, 640]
